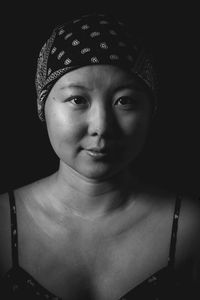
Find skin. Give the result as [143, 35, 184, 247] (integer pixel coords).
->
[43, 65, 152, 216]
[0, 65, 200, 300]
[45, 65, 152, 180]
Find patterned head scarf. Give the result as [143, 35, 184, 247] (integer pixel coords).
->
[35, 13, 158, 121]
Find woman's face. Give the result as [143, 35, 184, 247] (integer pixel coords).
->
[45, 65, 152, 180]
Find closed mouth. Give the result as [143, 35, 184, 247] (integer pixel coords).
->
[86, 147, 107, 153]
[84, 148, 109, 158]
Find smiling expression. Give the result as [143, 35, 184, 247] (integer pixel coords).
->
[44, 65, 152, 180]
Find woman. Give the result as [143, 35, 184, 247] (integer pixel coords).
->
[0, 13, 199, 300]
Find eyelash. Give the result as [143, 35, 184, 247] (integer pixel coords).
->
[115, 96, 137, 108]
[68, 96, 87, 105]
[66, 95, 138, 110]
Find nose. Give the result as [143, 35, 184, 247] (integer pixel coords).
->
[87, 102, 112, 137]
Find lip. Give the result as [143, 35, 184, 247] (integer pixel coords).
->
[87, 147, 107, 152]
[84, 147, 109, 159]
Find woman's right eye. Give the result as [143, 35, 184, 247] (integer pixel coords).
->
[67, 96, 88, 106]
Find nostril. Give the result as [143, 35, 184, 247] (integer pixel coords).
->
[87, 106, 111, 136]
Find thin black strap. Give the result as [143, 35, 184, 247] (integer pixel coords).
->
[168, 194, 182, 268]
[8, 190, 19, 268]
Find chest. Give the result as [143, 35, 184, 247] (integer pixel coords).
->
[20, 217, 170, 300]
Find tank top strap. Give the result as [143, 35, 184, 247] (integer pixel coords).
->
[8, 190, 19, 268]
[168, 194, 182, 269]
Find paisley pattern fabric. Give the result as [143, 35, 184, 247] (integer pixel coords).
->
[35, 13, 158, 121]
[0, 191, 184, 299]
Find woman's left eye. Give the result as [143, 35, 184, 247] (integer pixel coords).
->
[115, 96, 137, 109]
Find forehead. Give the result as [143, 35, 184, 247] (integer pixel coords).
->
[53, 65, 145, 91]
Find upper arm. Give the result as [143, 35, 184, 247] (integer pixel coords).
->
[192, 196, 200, 288]
[0, 193, 12, 277]
[176, 194, 200, 286]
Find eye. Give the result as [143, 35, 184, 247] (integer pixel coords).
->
[115, 96, 138, 109]
[67, 96, 88, 107]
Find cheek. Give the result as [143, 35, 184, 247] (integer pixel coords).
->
[120, 115, 150, 156]
[120, 112, 150, 138]
[45, 103, 85, 151]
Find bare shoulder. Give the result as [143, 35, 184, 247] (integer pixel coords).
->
[0, 176, 52, 277]
[177, 193, 200, 258]
[148, 186, 200, 285]
[155, 189, 200, 260]
[176, 193, 200, 284]
[0, 192, 12, 276]
[143, 184, 200, 261]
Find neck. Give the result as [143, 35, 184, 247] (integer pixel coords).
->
[47, 161, 139, 219]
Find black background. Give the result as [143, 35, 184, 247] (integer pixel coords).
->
[0, 1, 199, 195]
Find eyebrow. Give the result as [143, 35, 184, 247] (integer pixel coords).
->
[59, 84, 93, 91]
[114, 82, 145, 92]
[59, 81, 145, 93]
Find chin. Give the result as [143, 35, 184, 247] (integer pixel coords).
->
[80, 167, 113, 180]
[76, 161, 127, 181]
